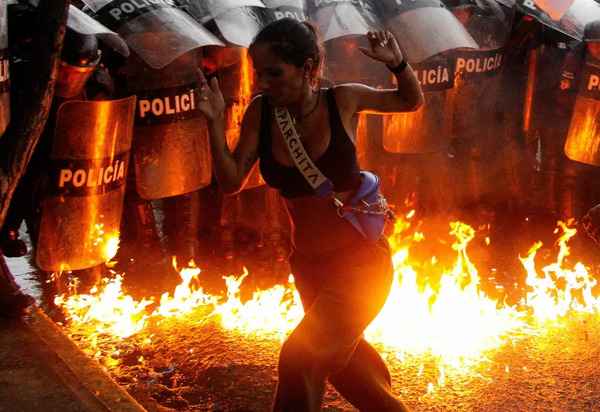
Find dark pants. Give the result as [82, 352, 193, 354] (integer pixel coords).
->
[273, 238, 410, 412]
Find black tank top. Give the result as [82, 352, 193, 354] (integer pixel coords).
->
[258, 88, 361, 199]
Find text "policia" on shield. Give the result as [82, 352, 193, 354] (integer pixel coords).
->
[47, 151, 129, 197]
[134, 83, 199, 126]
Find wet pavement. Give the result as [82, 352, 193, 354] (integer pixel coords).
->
[1, 243, 145, 412]
[0, 305, 145, 412]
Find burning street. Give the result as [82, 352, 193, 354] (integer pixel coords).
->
[33, 213, 600, 411]
[4, 1, 600, 411]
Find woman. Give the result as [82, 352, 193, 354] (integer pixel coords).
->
[197, 18, 423, 412]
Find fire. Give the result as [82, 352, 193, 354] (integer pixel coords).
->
[54, 213, 600, 385]
[366, 220, 527, 367]
[91, 223, 119, 261]
[154, 258, 218, 317]
[214, 271, 302, 341]
[520, 219, 600, 321]
[223, 48, 264, 187]
[54, 258, 301, 341]
[54, 274, 153, 338]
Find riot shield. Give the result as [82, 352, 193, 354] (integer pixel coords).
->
[127, 50, 212, 199]
[449, 46, 505, 139]
[178, 0, 266, 47]
[448, 0, 513, 49]
[565, 58, 600, 166]
[178, 0, 265, 24]
[511, 0, 600, 41]
[306, 0, 380, 43]
[213, 7, 266, 47]
[323, 34, 391, 86]
[36, 96, 137, 272]
[219, 0, 308, 44]
[445, 0, 512, 133]
[0, 0, 9, 137]
[383, 56, 453, 153]
[323, 34, 391, 175]
[375, 0, 478, 63]
[260, 0, 307, 23]
[83, 0, 224, 69]
[68, 4, 129, 57]
[448, 0, 512, 139]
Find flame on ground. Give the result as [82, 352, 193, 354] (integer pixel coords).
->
[55, 274, 153, 338]
[520, 219, 600, 321]
[54, 215, 600, 376]
[213, 271, 303, 341]
[154, 258, 218, 318]
[366, 220, 527, 366]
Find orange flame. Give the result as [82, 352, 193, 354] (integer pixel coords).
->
[153, 258, 218, 318]
[520, 220, 600, 321]
[90, 223, 119, 261]
[367, 220, 527, 369]
[54, 274, 153, 338]
[54, 214, 600, 388]
[214, 271, 302, 341]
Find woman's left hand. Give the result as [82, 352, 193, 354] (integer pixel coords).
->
[358, 30, 404, 68]
[196, 68, 225, 122]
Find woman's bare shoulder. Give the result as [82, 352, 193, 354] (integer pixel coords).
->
[331, 84, 368, 114]
[332, 83, 373, 101]
[243, 94, 264, 123]
[248, 93, 264, 111]
[332, 83, 371, 93]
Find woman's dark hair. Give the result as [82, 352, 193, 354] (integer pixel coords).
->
[249, 18, 324, 81]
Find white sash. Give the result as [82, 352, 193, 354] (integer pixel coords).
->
[273, 106, 333, 196]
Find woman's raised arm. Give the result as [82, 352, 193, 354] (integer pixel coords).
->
[197, 70, 261, 194]
[337, 30, 424, 115]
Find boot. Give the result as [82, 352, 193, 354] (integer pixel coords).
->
[1, 184, 28, 258]
[0, 256, 34, 318]
[558, 160, 586, 222]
